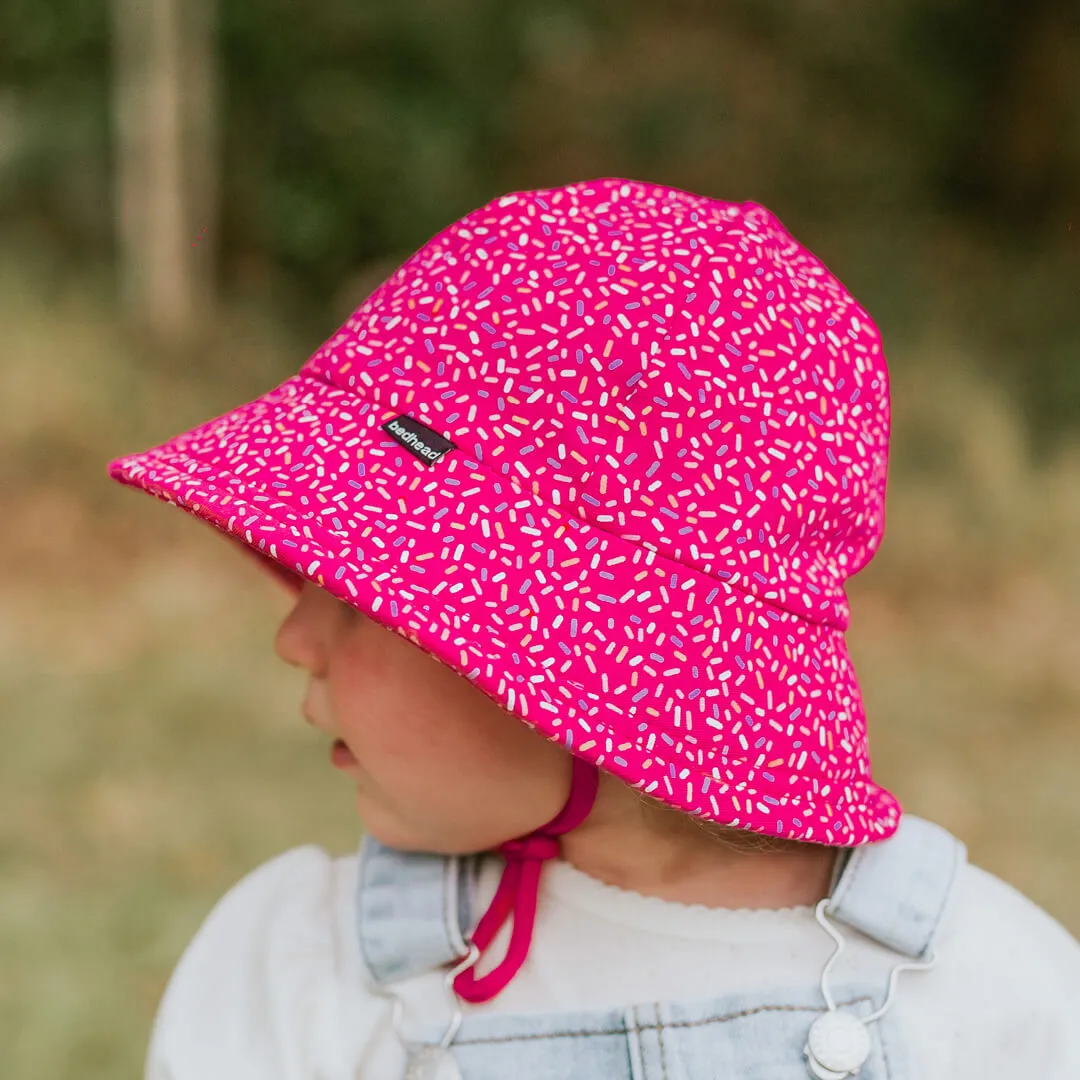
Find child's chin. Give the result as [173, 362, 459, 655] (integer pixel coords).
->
[355, 803, 429, 852]
[357, 806, 488, 857]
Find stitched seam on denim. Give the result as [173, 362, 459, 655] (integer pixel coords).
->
[920, 833, 963, 958]
[626, 1004, 643, 1080]
[440, 856, 455, 965]
[452, 996, 874, 1045]
[879, 1015, 895, 1080]
[830, 836, 884, 952]
[657, 1005, 670, 1080]
[828, 837, 864, 912]
[354, 840, 381, 985]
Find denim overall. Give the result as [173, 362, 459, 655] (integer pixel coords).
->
[355, 814, 966, 1080]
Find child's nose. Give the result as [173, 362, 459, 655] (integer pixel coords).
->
[273, 586, 326, 674]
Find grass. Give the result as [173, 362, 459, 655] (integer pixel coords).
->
[2, 256, 1079, 1077]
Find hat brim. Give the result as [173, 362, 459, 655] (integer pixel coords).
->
[109, 370, 900, 846]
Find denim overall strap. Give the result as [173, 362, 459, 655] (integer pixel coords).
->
[356, 834, 477, 984]
[826, 813, 968, 959]
[355, 814, 969, 986]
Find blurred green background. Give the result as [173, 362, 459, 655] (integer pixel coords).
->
[2, 1, 1079, 1075]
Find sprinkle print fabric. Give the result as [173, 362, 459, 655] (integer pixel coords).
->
[109, 177, 900, 846]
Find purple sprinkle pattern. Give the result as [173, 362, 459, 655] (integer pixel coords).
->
[109, 177, 899, 846]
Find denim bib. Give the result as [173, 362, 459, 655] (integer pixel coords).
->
[355, 815, 965, 1080]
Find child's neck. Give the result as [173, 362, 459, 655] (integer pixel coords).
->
[556, 778, 841, 910]
[559, 829, 839, 910]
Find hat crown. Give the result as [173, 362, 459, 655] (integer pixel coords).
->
[301, 177, 890, 629]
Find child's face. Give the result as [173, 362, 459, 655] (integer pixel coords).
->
[274, 580, 573, 853]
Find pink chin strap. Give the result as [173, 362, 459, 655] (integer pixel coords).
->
[452, 755, 600, 1003]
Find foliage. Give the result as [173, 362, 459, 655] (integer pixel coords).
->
[1, 1, 1077, 439]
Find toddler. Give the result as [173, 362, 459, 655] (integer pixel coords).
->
[108, 177, 1080, 1079]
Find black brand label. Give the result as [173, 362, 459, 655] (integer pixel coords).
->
[380, 414, 458, 467]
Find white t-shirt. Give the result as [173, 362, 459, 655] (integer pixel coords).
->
[145, 843, 1080, 1079]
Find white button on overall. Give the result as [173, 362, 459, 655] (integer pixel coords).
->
[804, 1009, 872, 1078]
[805, 898, 939, 1080]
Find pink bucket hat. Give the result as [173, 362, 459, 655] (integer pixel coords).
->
[109, 176, 900, 995]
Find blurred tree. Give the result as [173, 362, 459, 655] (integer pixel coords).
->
[0, 0, 1075, 433]
[0, 1, 111, 259]
[109, 0, 218, 342]
[928, 0, 1078, 233]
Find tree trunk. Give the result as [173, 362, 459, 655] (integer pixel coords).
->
[110, 0, 218, 345]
